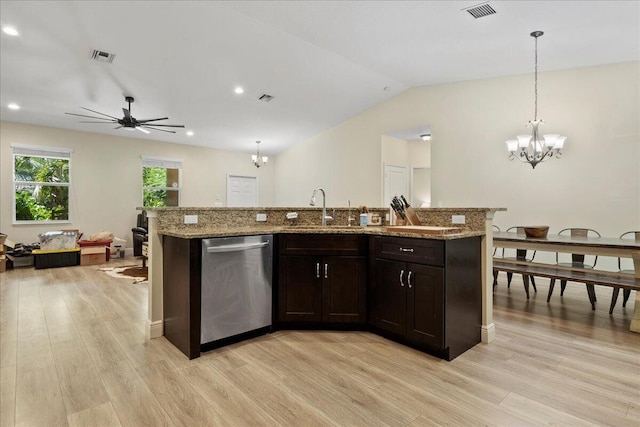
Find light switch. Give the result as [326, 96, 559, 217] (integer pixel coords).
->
[184, 214, 198, 224]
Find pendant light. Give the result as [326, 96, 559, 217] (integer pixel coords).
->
[251, 140, 268, 168]
[505, 31, 566, 169]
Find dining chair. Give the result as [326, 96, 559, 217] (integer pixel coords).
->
[501, 226, 537, 293]
[492, 225, 502, 288]
[608, 231, 639, 313]
[547, 228, 601, 309]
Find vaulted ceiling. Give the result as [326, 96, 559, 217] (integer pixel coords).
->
[1, 1, 638, 155]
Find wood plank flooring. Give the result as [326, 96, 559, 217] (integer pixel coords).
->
[1, 261, 638, 426]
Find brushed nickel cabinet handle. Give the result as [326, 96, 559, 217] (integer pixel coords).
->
[316, 263, 320, 279]
[324, 263, 329, 279]
[400, 269, 405, 287]
[408, 271, 413, 288]
[400, 247, 414, 253]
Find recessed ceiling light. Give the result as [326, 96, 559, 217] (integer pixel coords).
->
[2, 26, 19, 36]
[234, 87, 244, 94]
[186, 130, 194, 136]
[8, 103, 20, 110]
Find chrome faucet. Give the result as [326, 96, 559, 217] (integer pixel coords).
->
[347, 200, 354, 227]
[310, 187, 333, 226]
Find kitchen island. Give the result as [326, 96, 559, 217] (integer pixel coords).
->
[142, 207, 504, 359]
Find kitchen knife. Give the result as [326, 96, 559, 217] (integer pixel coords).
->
[392, 198, 407, 220]
[400, 195, 422, 226]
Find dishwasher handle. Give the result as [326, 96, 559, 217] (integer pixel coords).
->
[206, 240, 270, 253]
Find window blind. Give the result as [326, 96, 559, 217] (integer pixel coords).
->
[11, 144, 73, 159]
[141, 156, 182, 169]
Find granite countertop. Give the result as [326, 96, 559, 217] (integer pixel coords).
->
[159, 226, 485, 240]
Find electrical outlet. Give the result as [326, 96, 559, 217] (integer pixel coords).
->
[256, 213, 267, 222]
[452, 215, 465, 224]
[184, 214, 198, 224]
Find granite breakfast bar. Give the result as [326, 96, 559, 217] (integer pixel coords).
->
[142, 207, 504, 359]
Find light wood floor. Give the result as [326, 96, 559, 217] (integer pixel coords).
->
[1, 261, 639, 426]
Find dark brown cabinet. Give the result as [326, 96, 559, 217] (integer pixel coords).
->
[370, 235, 481, 360]
[375, 259, 444, 349]
[278, 234, 367, 325]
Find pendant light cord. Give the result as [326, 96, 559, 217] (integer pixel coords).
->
[534, 34, 538, 121]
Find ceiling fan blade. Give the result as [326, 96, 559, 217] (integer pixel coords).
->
[81, 107, 120, 120]
[65, 112, 114, 121]
[114, 126, 122, 129]
[136, 117, 169, 123]
[141, 125, 176, 134]
[136, 127, 151, 134]
[139, 124, 185, 128]
[122, 108, 131, 119]
[79, 121, 118, 123]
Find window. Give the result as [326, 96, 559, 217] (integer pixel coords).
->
[142, 156, 182, 207]
[12, 144, 73, 223]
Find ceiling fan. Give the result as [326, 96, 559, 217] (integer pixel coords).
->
[65, 96, 185, 134]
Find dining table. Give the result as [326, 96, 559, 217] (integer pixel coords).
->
[493, 231, 640, 333]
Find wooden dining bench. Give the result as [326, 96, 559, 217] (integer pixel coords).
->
[493, 260, 640, 313]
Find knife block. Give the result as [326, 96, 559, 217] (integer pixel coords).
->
[394, 213, 407, 226]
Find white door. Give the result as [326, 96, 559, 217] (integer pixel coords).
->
[227, 175, 258, 207]
[383, 164, 408, 206]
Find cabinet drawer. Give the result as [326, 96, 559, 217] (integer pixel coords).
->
[279, 234, 368, 256]
[372, 236, 444, 267]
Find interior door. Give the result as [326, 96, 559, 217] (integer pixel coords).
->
[383, 164, 408, 206]
[227, 175, 257, 207]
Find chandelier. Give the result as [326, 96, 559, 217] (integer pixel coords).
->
[506, 31, 566, 169]
[251, 140, 268, 168]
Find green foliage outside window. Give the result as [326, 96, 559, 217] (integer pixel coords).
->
[143, 166, 179, 207]
[14, 155, 70, 221]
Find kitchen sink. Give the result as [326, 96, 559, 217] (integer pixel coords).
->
[282, 225, 365, 230]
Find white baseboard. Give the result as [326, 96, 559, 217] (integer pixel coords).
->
[146, 319, 164, 339]
[481, 323, 496, 343]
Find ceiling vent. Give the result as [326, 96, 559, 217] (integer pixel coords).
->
[90, 49, 116, 63]
[463, 2, 496, 19]
[258, 94, 274, 102]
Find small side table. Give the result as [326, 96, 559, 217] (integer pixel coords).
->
[141, 242, 148, 268]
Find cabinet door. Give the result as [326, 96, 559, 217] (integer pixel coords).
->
[322, 256, 366, 323]
[406, 263, 444, 349]
[278, 255, 322, 322]
[374, 258, 407, 335]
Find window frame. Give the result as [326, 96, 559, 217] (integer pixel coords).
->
[12, 144, 73, 225]
[141, 156, 182, 208]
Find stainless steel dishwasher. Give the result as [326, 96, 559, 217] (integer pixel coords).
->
[201, 235, 272, 347]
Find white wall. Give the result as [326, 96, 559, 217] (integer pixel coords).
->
[275, 62, 640, 239]
[0, 122, 276, 246]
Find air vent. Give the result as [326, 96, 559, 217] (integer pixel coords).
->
[90, 49, 115, 63]
[258, 94, 274, 102]
[463, 2, 496, 19]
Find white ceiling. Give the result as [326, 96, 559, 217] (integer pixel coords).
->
[1, 1, 638, 155]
